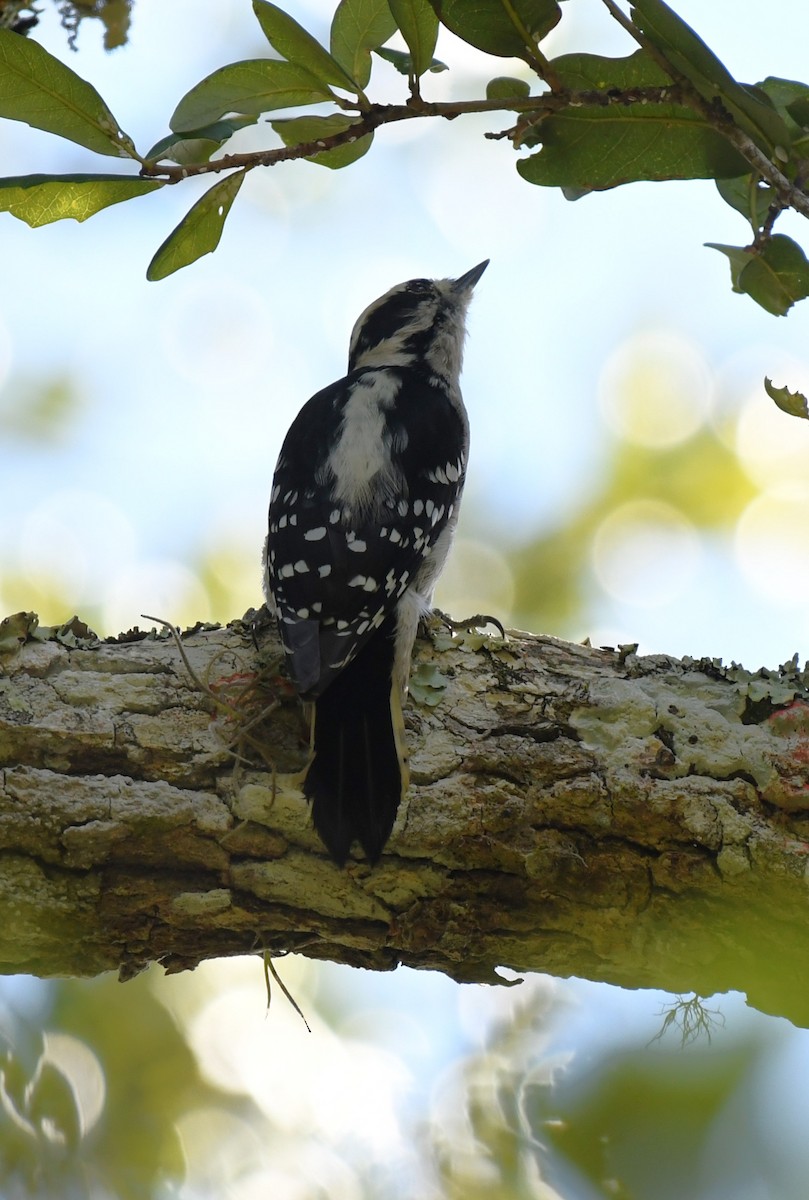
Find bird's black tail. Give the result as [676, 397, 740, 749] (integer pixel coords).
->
[303, 614, 408, 865]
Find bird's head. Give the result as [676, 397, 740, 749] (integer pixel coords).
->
[347, 260, 489, 381]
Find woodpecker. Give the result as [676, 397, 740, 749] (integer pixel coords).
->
[263, 260, 488, 865]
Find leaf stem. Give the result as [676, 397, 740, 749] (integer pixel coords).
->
[498, 0, 563, 90]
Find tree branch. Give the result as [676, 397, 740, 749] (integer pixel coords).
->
[140, 68, 809, 230]
[2, 615, 809, 1024]
[139, 89, 689, 182]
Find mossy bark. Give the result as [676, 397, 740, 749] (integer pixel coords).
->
[2, 614, 809, 1024]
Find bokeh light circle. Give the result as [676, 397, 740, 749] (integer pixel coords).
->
[592, 500, 702, 608]
[598, 330, 712, 448]
[19, 489, 137, 602]
[102, 559, 211, 634]
[434, 537, 515, 623]
[735, 384, 809, 488]
[735, 484, 809, 606]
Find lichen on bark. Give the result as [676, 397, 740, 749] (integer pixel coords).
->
[1, 611, 809, 1025]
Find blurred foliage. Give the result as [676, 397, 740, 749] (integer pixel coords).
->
[0, 1, 132, 49]
[0, 573, 100, 633]
[511, 425, 756, 634]
[0, 349, 768, 642]
[0, 970, 263, 1199]
[0, 375, 83, 443]
[538, 1041, 762, 1199]
[5, 967, 803, 1200]
[64, 1, 133, 51]
[421, 984, 802, 1200]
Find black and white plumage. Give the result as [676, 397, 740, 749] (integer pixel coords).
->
[263, 260, 488, 864]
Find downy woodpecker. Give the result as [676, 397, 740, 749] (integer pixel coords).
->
[263, 261, 488, 864]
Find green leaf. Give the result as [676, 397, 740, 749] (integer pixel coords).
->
[0, 174, 162, 227]
[764, 377, 809, 420]
[517, 52, 748, 193]
[170, 60, 332, 132]
[252, 0, 359, 92]
[706, 235, 809, 315]
[786, 94, 809, 129]
[146, 117, 259, 165]
[374, 46, 447, 75]
[389, 0, 439, 79]
[704, 242, 750, 290]
[755, 77, 809, 135]
[629, 0, 792, 155]
[715, 175, 774, 231]
[521, 116, 746, 191]
[751, 80, 809, 162]
[486, 75, 531, 100]
[147, 134, 220, 166]
[330, 0, 397, 89]
[429, 0, 560, 60]
[147, 171, 245, 281]
[548, 47, 669, 93]
[271, 113, 373, 167]
[0, 28, 136, 158]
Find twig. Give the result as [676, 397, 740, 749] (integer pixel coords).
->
[140, 613, 282, 768]
[140, 89, 687, 183]
[263, 952, 312, 1033]
[499, 0, 563, 90]
[141, 613, 217, 703]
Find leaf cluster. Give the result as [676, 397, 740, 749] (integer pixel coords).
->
[1, 0, 809, 340]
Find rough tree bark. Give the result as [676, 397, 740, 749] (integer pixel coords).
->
[1, 611, 808, 1025]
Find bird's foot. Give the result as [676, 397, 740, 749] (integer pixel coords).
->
[425, 608, 506, 639]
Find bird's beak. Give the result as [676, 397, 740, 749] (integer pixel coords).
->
[452, 259, 489, 293]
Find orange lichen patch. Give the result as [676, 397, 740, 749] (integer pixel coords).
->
[208, 671, 261, 696]
[763, 699, 809, 808]
[767, 698, 809, 738]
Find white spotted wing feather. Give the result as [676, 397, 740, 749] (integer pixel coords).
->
[265, 365, 466, 698]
